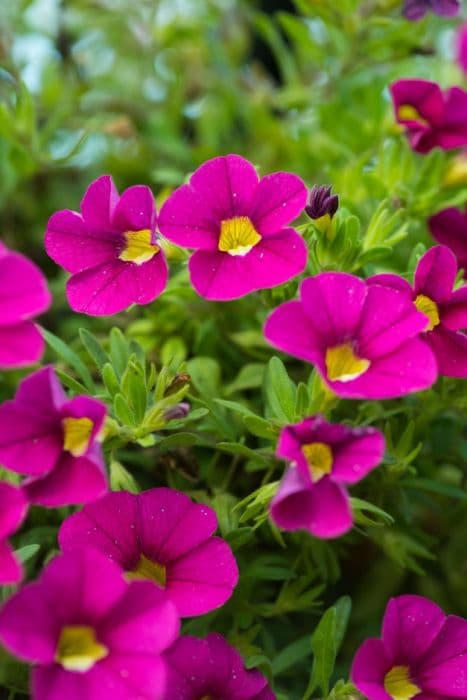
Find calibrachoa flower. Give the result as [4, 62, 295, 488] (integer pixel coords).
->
[270, 415, 385, 539]
[390, 79, 467, 153]
[369, 245, 467, 377]
[264, 273, 437, 399]
[0, 366, 107, 507]
[45, 175, 167, 315]
[402, 0, 460, 20]
[351, 594, 467, 700]
[59, 487, 239, 617]
[0, 242, 50, 368]
[0, 482, 28, 585]
[163, 633, 275, 699]
[158, 154, 308, 300]
[429, 206, 467, 274]
[0, 549, 179, 700]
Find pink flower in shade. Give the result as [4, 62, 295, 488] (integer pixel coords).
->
[45, 175, 168, 316]
[163, 633, 275, 700]
[390, 79, 467, 153]
[456, 24, 467, 75]
[0, 243, 50, 368]
[270, 415, 385, 539]
[158, 154, 308, 300]
[58, 488, 239, 618]
[0, 549, 179, 700]
[264, 273, 437, 400]
[0, 367, 107, 507]
[429, 207, 467, 275]
[351, 594, 467, 700]
[0, 483, 28, 585]
[369, 246, 467, 378]
[403, 0, 460, 20]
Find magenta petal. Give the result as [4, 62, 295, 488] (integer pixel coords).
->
[80, 175, 119, 231]
[0, 482, 27, 538]
[358, 285, 428, 358]
[414, 246, 457, 302]
[23, 452, 108, 507]
[305, 478, 353, 539]
[351, 638, 392, 700]
[100, 581, 179, 654]
[138, 488, 217, 561]
[111, 184, 156, 232]
[0, 540, 23, 585]
[0, 322, 46, 369]
[429, 208, 467, 272]
[250, 172, 307, 235]
[0, 581, 59, 663]
[326, 338, 437, 399]
[367, 274, 413, 296]
[441, 286, 467, 329]
[168, 538, 239, 616]
[0, 250, 51, 323]
[158, 183, 220, 250]
[189, 154, 259, 218]
[457, 24, 467, 74]
[17, 365, 66, 411]
[382, 595, 445, 666]
[419, 616, 467, 695]
[264, 300, 322, 363]
[58, 491, 140, 565]
[164, 636, 211, 698]
[300, 273, 367, 344]
[270, 466, 314, 531]
[188, 229, 306, 300]
[390, 79, 444, 126]
[45, 210, 118, 274]
[0, 410, 61, 476]
[206, 633, 270, 698]
[66, 253, 168, 315]
[60, 395, 107, 445]
[332, 431, 385, 485]
[426, 326, 467, 377]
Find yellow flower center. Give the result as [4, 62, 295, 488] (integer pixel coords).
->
[302, 442, 333, 481]
[397, 104, 429, 126]
[119, 229, 160, 265]
[62, 417, 94, 457]
[126, 554, 167, 587]
[414, 294, 440, 331]
[325, 343, 370, 382]
[218, 216, 261, 256]
[55, 625, 108, 673]
[384, 665, 420, 700]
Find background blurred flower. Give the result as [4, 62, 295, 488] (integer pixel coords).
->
[402, 0, 460, 20]
[45, 175, 167, 315]
[0, 367, 107, 507]
[270, 415, 385, 539]
[59, 487, 239, 617]
[352, 594, 467, 700]
[390, 79, 467, 153]
[0, 243, 50, 369]
[430, 207, 467, 274]
[158, 154, 308, 300]
[0, 549, 179, 700]
[163, 633, 275, 699]
[264, 273, 437, 399]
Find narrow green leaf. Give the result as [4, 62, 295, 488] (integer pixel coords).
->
[43, 329, 94, 391]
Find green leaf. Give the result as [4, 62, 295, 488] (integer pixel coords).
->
[109, 459, 140, 493]
[79, 328, 109, 369]
[43, 329, 94, 391]
[15, 544, 40, 563]
[243, 414, 279, 440]
[110, 327, 129, 376]
[264, 356, 296, 422]
[156, 432, 199, 451]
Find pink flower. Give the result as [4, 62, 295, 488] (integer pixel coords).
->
[0, 483, 28, 585]
[264, 273, 437, 399]
[390, 79, 467, 153]
[158, 154, 308, 300]
[0, 242, 50, 368]
[403, 0, 460, 20]
[352, 594, 467, 700]
[0, 367, 107, 507]
[163, 633, 275, 699]
[0, 549, 179, 700]
[45, 175, 168, 315]
[429, 206, 467, 274]
[456, 23, 467, 74]
[58, 488, 239, 617]
[270, 415, 385, 539]
[369, 246, 467, 377]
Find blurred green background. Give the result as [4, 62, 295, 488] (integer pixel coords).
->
[2, 2, 467, 699]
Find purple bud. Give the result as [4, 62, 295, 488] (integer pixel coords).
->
[305, 185, 339, 220]
[164, 402, 190, 421]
